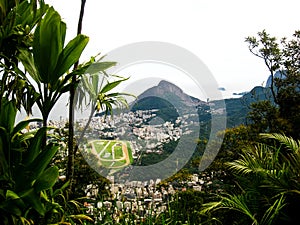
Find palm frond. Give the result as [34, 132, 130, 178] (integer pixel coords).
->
[261, 133, 300, 152]
[222, 194, 257, 223]
[200, 201, 222, 214]
[227, 145, 273, 176]
[260, 195, 286, 225]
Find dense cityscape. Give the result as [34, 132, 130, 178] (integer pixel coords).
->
[45, 109, 217, 223]
[75, 109, 200, 155]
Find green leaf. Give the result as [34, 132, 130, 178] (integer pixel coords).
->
[92, 74, 99, 96]
[67, 63, 90, 76]
[34, 166, 59, 192]
[221, 194, 258, 224]
[33, 7, 65, 83]
[69, 214, 94, 222]
[12, 119, 42, 138]
[14, 1, 48, 29]
[0, 127, 9, 175]
[54, 34, 89, 80]
[261, 133, 300, 152]
[261, 195, 286, 225]
[0, 99, 17, 133]
[20, 188, 45, 216]
[6, 190, 20, 200]
[86, 61, 116, 74]
[12, 131, 34, 147]
[3, 190, 26, 212]
[27, 143, 59, 181]
[23, 127, 49, 166]
[100, 77, 129, 93]
[18, 49, 40, 82]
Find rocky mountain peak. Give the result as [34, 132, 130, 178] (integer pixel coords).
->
[137, 80, 205, 107]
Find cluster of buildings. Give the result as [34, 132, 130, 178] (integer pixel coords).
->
[72, 109, 218, 222]
[75, 109, 200, 156]
[83, 171, 224, 223]
[24, 106, 226, 223]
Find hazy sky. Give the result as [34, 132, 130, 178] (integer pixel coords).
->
[45, 0, 300, 101]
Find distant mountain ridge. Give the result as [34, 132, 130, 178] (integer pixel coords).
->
[130, 80, 205, 122]
[136, 80, 205, 107]
[131, 79, 273, 128]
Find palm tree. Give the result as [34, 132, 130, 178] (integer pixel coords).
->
[202, 133, 300, 225]
[75, 70, 134, 146]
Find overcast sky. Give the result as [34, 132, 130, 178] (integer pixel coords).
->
[45, 0, 300, 102]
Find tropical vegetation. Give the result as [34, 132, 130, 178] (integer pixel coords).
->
[0, 1, 300, 225]
[0, 1, 130, 224]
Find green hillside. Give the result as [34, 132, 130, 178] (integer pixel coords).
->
[131, 96, 179, 122]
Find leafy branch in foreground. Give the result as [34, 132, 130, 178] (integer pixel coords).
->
[0, 98, 94, 224]
[202, 133, 300, 225]
[18, 6, 89, 127]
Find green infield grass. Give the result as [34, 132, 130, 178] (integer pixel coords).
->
[89, 140, 132, 169]
[114, 144, 123, 159]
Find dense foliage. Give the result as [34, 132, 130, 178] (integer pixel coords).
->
[1, 1, 300, 224]
[246, 30, 300, 139]
[0, 1, 130, 224]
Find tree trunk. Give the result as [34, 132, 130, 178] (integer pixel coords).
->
[67, 0, 87, 192]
